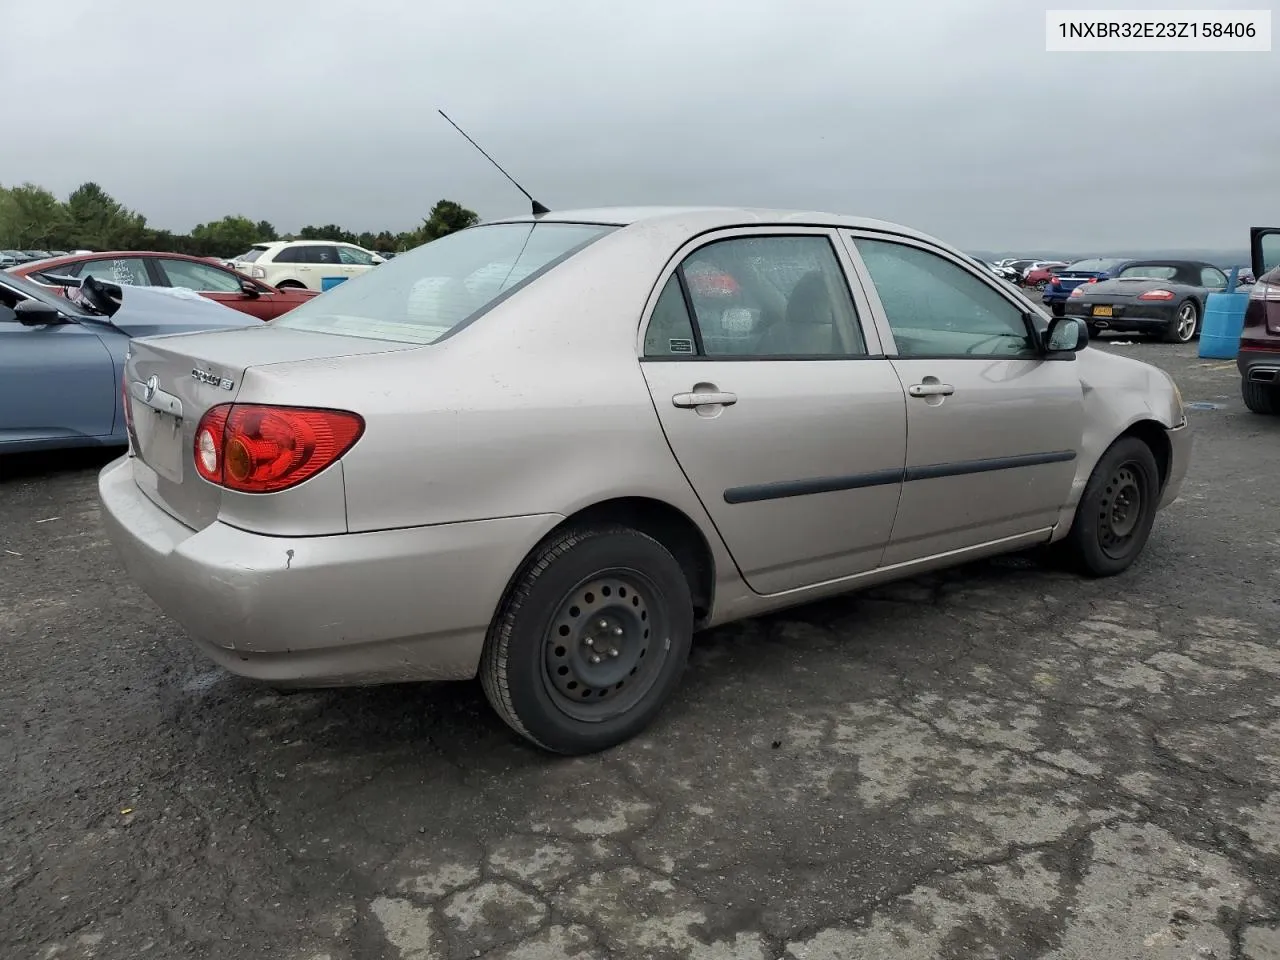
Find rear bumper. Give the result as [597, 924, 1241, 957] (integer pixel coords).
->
[1159, 420, 1192, 510]
[1066, 302, 1175, 331]
[1237, 344, 1280, 384]
[98, 455, 563, 685]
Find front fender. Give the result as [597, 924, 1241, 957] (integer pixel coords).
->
[1049, 347, 1187, 538]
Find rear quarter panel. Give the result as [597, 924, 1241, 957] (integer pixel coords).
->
[229, 221, 742, 588]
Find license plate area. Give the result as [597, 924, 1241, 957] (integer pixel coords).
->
[1092, 305, 1114, 317]
[133, 409, 184, 483]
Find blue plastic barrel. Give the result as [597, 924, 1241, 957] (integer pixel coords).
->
[1198, 291, 1249, 359]
[321, 276, 347, 292]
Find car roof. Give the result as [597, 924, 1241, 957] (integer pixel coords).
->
[485, 205, 945, 243]
[1120, 259, 1218, 270]
[24, 250, 221, 262]
[266, 239, 361, 247]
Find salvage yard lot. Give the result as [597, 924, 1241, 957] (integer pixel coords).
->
[3, 339, 1280, 960]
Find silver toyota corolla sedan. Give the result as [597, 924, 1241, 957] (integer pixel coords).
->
[99, 206, 1191, 754]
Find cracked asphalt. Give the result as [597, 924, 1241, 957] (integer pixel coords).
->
[4, 336, 1280, 960]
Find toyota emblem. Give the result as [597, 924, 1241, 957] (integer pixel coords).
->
[144, 375, 159, 402]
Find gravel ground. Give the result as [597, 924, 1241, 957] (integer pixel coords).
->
[3, 334, 1279, 960]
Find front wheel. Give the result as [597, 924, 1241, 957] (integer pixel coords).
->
[1057, 436, 1161, 577]
[1243, 379, 1280, 415]
[1162, 300, 1199, 343]
[480, 525, 694, 754]
[275, 279, 307, 290]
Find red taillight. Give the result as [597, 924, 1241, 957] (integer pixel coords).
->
[1086, 277, 1099, 284]
[1049, 277, 1061, 287]
[193, 404, 363, 493]
[1138, 289, 1175, 301]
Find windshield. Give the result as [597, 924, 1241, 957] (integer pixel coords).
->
[1067, 258, 1126, 273]
[273, 221, 615, 344]
[0, 271, 93, 316]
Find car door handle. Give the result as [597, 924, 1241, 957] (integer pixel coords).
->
[672, 391, 738, 408]
[908, 382, 955, 398]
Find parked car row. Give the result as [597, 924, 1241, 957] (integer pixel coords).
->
[988, 258, 1068, 287]
[0, 249, 70, 267]
[11, 250, 320, 320]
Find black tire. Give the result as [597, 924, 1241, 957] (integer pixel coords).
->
[275, 280, 306, 290]
[1161, 299, 1199, 344]
[1057, 436, 1160, 577]
[480, 525, 694, 755]
[1051, 302, 1065, 317]
[1242, 379, 1280, 415]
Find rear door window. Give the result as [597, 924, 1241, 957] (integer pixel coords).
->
[668, 235, 868, 357]
[77, 257, 151, 286]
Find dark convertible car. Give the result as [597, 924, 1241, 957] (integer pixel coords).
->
[1063, 260, 1230, 343]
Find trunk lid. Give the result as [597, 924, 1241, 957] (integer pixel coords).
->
[124, 325, 413, 530]
[1074, 277, 1164, 301]
[1053, 270, 1106, 291]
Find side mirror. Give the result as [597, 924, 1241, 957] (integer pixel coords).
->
[1045, 315, 1088, 356]
[240, 280, 261, 298]
[14, 299, 64, 326]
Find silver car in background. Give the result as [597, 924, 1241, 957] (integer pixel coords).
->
[99, 206, 1191, 754]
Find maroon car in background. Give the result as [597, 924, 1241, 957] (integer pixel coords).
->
[9, 251, 318, 320]
[1239, 227, 1280, 414]
[1023, 261, 1068, 290]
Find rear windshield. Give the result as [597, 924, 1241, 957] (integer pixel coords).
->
[1119, 264, 1177, 280]
[1067, 258, 1126, 272]
[235, 247, 267, 263]
[273, 222, 614, 344]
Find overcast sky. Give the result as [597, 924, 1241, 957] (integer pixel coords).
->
[2, 0, 1275, 251]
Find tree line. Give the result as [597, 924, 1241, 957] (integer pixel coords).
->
[0, 181, 480, 258]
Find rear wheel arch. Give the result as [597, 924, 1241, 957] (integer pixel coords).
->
[531, 497, 716, 624]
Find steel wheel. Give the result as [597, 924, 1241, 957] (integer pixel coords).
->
[481, 525, 694, 754]
[1055, 436, 1159, 577]
[1096, 462, 1143, 560]
[542, 572, 667, 721]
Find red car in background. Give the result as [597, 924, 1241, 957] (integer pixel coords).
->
[8, 251, 318, 320]
[1022, 261, 1068, 290]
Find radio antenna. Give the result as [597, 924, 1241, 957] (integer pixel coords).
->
[438, 109, 549, 217]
